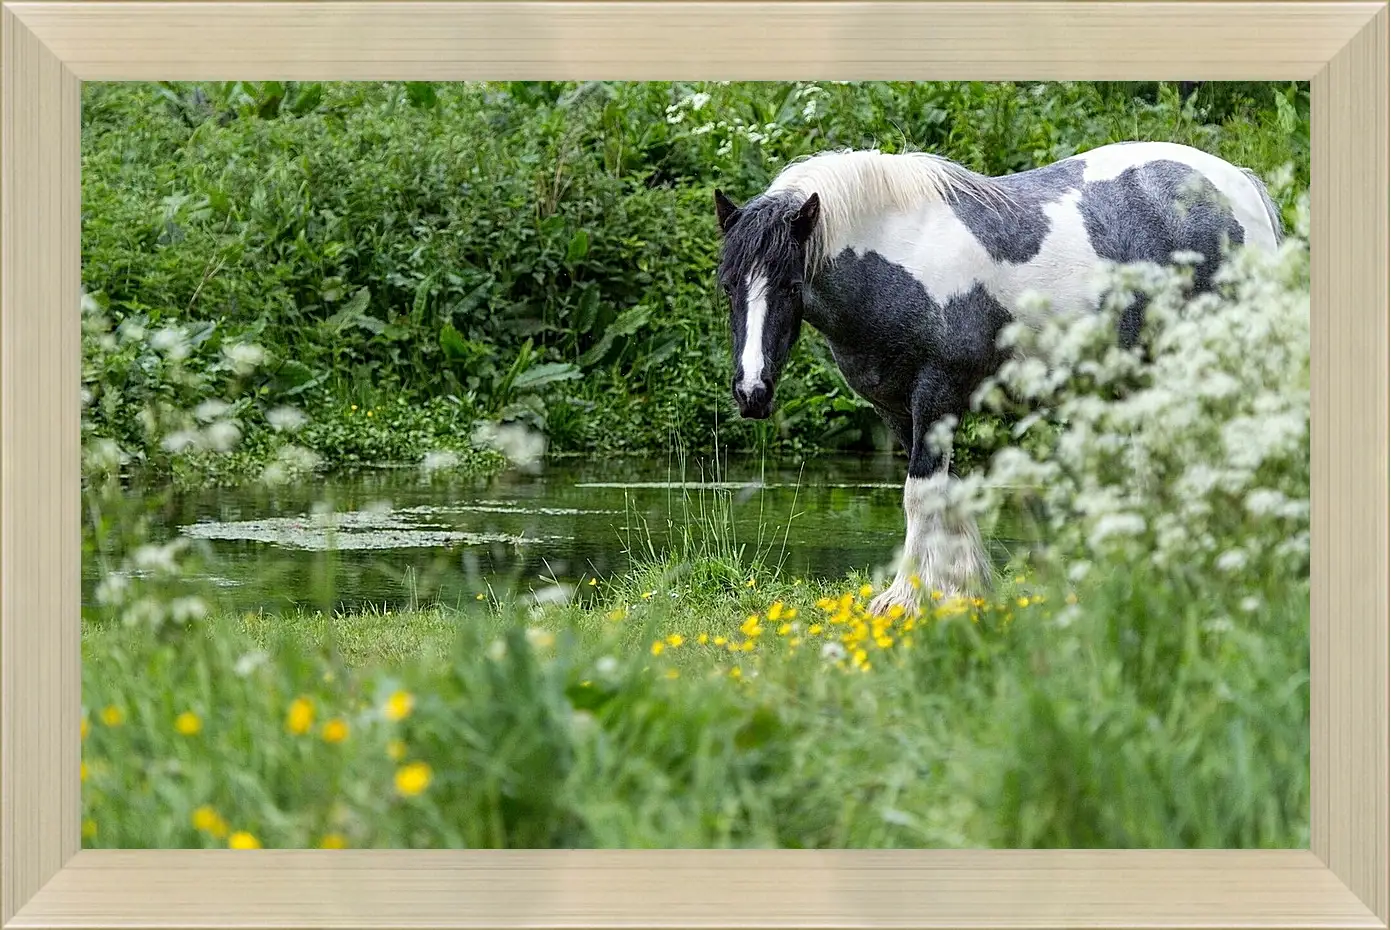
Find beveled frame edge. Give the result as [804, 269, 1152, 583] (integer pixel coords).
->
[0, 2, 1385, 928]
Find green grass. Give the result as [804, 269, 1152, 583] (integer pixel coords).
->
[81, 550, 1309, 851]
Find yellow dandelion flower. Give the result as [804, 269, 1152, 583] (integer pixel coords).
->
[853, 648, 868, 665]
[875, 635, 894, 649]
[321, 718, 349, 744]
[395, 761, 433, 797]
[740, 641, 756, 653]
[366, 410, 374, 417]
[777, 623, 792, 636]
[887, 604, 905, 620]
[729, 666, 742, 679]
[386, 739, 407, 761]
[82, 819, 97, 840]
[80, 761, 89, 783]
[789, 637, 802, 647]
[740, 615, 763, 637]
[319, 833, 348, 849]
[99, 705, 124, 727]
[285, 696, 315, 735]
[859, 584, 874, 598]
[785, 608, 798, 620]
[383, 691, 415, 722]
[174, 711, 202, 736]
[1017, 596, 1030, 608]
[641, 591, 655, 600]
[666, 634, 684, 647]
[475, 592, 485, 601]
[606, 607, 628, 622]
[745, 578, 756, 588]
[930, 589, 944, 601]
[228, 831, 261, 850]
[713, 635, 727, 646]
[697, 633, 709, 645]
[80, 718, 89, 741]
[808, 623, 823, 635]
[650, 641, 665, 656]
[767, 601, 784, 622]
[664, 669, 680, 680]
[588, 577, 598, 587]
[909, 574, 922, 589]
[192, 805, 228, 837]
[816, 597, 835, 611]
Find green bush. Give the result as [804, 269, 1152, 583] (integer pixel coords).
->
[81, 80, 1310, 477]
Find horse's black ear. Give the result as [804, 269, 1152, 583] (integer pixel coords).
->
[714, 189, 742, 234]
[791, 193, 820, 243]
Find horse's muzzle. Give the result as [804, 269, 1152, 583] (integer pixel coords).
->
[734, 382, 774, 419]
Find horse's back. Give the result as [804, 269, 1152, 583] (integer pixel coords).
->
[1063, 141, 1282, 254]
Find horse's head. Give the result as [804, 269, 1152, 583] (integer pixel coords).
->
[713, 188, 821, 420]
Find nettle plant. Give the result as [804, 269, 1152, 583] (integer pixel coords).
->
[954, 172, 1309, 611]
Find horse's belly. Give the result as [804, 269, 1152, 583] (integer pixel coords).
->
[828, 346, 912, 412]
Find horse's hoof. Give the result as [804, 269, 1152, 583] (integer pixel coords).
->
[868, 581, 923, 618]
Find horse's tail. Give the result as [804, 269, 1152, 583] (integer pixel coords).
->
[1240, 166, 1285, 245]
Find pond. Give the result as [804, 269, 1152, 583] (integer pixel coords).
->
[86, 452, 1017, 616]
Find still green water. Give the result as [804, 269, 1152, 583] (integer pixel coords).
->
[91, 453, 966, 616]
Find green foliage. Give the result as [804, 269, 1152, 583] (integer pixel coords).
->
[82, 80, 1310, 475]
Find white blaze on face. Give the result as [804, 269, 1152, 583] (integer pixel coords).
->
[738, 270, 769, 395]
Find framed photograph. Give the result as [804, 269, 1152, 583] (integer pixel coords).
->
[3, 2, 1386, 929]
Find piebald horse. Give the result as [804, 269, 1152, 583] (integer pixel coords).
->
[713, 141, 1284, 616]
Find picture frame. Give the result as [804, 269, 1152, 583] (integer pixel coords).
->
[2, 2, 1386, 927]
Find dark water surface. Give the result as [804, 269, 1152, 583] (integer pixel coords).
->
[89, 453, 940, 615]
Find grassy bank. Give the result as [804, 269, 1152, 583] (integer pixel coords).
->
[80, 80, 1310, 484]
[80, 552, 1308, 850]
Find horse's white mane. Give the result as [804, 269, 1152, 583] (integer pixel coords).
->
[766, 148, 1012, 274]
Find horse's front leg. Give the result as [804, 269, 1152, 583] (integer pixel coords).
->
[868, 378, 992, 617]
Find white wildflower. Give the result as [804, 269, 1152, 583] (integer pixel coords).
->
[168, 596, 209, 624]
[223, 342, 266, 375]
[194, 399, 231, 422]
[203, 420, 241, 453]
[162, 430, 200, 454]
[266, 406, 308, 433]
[420, 449, 460, 474]
[234, 650, 269, 677]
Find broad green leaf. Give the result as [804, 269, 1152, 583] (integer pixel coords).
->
[513, 362, 581, 392]
[565, 230, 590, 263]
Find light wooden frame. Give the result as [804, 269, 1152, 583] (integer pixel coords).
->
[1, 1, 1386, 927]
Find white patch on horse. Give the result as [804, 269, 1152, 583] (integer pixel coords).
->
[1076, 140, 1279, 251]
[739, 270, 770, 394]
